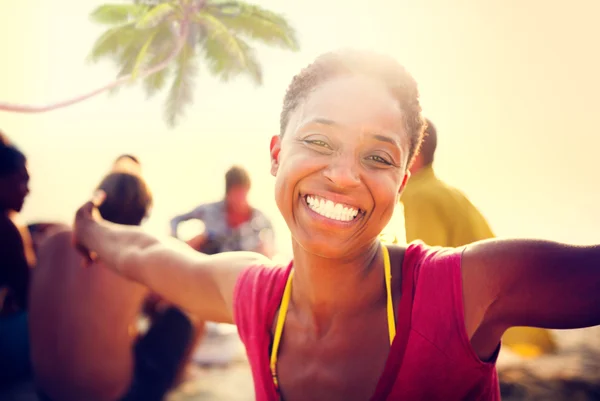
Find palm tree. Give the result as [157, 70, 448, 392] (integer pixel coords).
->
[0, 0, 298, 126]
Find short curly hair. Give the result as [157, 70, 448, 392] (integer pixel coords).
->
[280, 50, 427, 166]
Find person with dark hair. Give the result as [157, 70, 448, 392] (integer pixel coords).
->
[170, 165, 275, 258]
[96, 173, 152, 225]
[29, 172, 194, 401]
[0, 144, 34, 388]
[73, 49, 600, 401]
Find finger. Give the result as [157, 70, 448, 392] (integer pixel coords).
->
[76, 200, 95, 218]
[91, 190, 106, 207]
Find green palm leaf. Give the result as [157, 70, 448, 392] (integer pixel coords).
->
[195, 11, 262, 84]
[164, 43, 198, 127]
[90, 4, 148, 25]
[135, 3, 176, 29]
[115, 38, 147, 76]
[131, 29, 161, 79]
[205, 0, 299, 50]
[142, 47, 174, 97]
[143, 65, 171, 98]
[87, 23, 135, 63]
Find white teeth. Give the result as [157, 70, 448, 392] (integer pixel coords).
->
[305, 195, 359, 222]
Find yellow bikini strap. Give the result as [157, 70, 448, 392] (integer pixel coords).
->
[382, 245, 396, 344]
[270, 269, 294, 388]
[270, 245, 396, 389]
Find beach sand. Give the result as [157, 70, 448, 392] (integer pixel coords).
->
[168, 362, 254, 401]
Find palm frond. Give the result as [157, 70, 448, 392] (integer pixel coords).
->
[89, 4, 149, 25]
[143, 65, 171, 98]
[131, 29, 161, 79]
[135, 2, 177, 30]
[87, 23, 136, 64]
[204, 0, 299, 50]
[115, 40, 147, 77]
[195, 12, 262, 84]
[110, 21, 174, 77]
[164, 43, 198, 127]
[142, 46, 174, 98]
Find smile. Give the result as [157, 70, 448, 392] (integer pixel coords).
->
[304, 195, 361, 222]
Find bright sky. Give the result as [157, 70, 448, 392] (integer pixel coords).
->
[1, 0, 599, 259]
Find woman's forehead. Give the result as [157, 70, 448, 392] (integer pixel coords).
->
[289, 75, 409, 146]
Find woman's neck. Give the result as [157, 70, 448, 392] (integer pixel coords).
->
[290, 240, 385, 335]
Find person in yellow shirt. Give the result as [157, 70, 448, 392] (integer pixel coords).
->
[401, 119, 556, 358]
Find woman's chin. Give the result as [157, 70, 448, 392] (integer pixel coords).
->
[294, 236, 362, 260]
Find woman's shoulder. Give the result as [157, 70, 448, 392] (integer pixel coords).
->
[403, 240, 464, 264]
[235, 261, 291, 294]
[232, 261, 291, 336]
[384, 241, 464, 283]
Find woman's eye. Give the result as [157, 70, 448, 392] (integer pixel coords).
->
[305, 140, 331, 149]
[368, 155, 392, 165]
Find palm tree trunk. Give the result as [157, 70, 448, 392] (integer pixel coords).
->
[0, 21, 190, 114]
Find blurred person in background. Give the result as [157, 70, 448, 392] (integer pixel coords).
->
[0, 141, 34, 389]
[171, 165, 275, 258]
[29, 171, 194, 401]
[401, 119, 556, 358]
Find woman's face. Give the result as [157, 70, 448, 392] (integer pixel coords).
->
[271, 74, 411, 258]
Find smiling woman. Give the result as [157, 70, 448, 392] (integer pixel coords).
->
[269, 51, 421, 261]
[71, 49, 600, 401]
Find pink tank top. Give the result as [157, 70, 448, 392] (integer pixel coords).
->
[233, 242, 500, 400]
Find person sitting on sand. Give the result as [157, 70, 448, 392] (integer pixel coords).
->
[111, 152, 201, 381]
[73, 50, 600, 401]
[171, 165, 275, 258]
[29, 172, 194, 401]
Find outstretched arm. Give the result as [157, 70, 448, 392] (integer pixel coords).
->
[75, 200, 270, 324]
[463, 239, 600, 336]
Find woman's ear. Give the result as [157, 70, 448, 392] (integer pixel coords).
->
[270, 135, 281, 177]
[397, 172, 410, 202]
